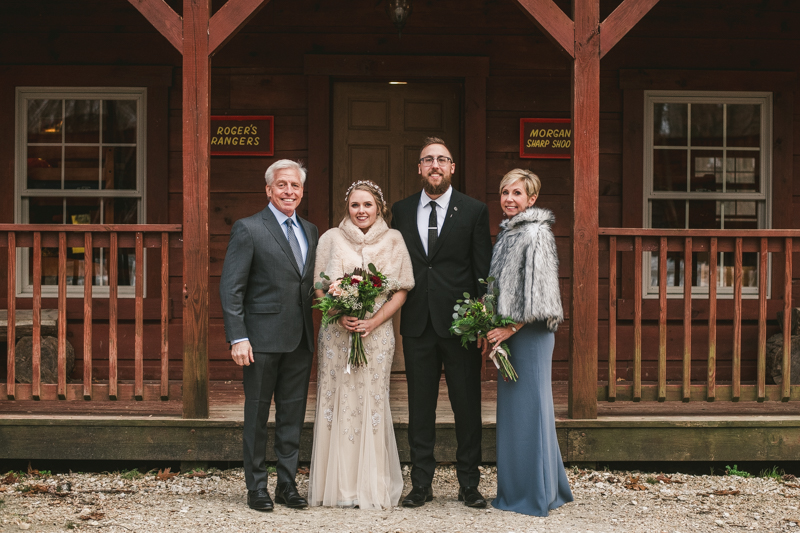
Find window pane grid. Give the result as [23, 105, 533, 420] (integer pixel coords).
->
[24, 96, 140, 195]
[652, 103, 762, 196]
[646, 92, 770, 297]
[17, 89, 145, 297]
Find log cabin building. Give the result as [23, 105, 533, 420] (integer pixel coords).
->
[1, 0, 800, 465]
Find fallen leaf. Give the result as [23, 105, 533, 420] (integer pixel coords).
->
[783, 474, 797, 482]
[297, 467, 310, 476]
[784, 483, 800, 489]
[606, 476, 620, 484]
[184, 471, 207, 478]
[26, 463, 39, 477]
[655, 474, 685, 484]
[156, 468, 178, 481]
[78, 512, 105, 521]
[1, 473, 19, 484]
[24, 484, 50, 495]
[624, 475, 648, 491]
[783, 518, 800, 523]
[712, 490, 740, 496]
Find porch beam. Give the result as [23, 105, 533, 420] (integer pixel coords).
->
[208, 0, 271, 56]
[181, 0, 211, 419]
[513, 0, 575, 58]
[599, 0, 660, 58]
[126, 0, 183, 54]
[568, 0, 599, 419]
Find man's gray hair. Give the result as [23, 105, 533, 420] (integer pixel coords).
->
[265, 159, 307, 186]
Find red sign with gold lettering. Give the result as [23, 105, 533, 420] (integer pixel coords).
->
[519, 118, 571, 159]
[211, 115, 274, 156]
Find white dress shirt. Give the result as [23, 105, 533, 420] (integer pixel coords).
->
[417, 186, 453, 255]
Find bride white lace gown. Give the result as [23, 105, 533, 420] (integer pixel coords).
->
[308, 217, 415, 509]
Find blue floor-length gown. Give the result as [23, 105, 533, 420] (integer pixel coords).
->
[492, 320, 573, 516]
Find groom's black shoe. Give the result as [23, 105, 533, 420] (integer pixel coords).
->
[247, 488, 274, 511]
[275, 482, 308, 509]
[458, 486, 487, 508]
[401, 486, 433, 507]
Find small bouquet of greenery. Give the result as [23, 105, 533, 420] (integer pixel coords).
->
[450, 277, 519, 382]
[313, 263, 398, 372]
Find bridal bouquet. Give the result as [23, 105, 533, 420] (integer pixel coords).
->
[450, 277, 519, 382]
[313, 263, 399, 371]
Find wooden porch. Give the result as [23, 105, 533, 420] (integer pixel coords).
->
[2, 0, 800, 464]
[2, 223, 798, 462]
[3, 381, 800, 464]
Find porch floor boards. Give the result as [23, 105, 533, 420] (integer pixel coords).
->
[1, 380, 798, 421]
[3, 381, 800, 463]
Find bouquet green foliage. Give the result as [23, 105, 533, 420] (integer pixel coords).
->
[313, 263, 398, 369]
[450, 277, 519, 382]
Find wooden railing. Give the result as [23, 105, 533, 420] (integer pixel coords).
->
[600, 228, 800, 403]
[0, 225, 182, 402]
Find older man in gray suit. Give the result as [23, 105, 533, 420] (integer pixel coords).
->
[220, 159, 318, 512]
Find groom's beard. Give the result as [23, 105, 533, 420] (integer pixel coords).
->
[421, 174, 452, 197]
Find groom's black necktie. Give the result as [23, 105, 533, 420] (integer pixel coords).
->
[427, 201, 438, 258]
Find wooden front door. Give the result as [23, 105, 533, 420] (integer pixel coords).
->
[332, 81, 462, 225]
[332, 81, 462, 373]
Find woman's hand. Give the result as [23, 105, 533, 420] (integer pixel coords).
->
[339, 316, 377, 337]
[477, 337, 490, 358]
[486, 325, 518, 346]
[339, 315, 358, 331]
[357, 318, 378, 337]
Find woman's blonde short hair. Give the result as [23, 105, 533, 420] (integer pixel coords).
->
[498, 169, 541, 198]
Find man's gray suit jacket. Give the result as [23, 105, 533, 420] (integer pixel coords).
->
[219, 206, 318, 354]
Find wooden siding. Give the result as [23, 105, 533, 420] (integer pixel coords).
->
[0, 0, 799, 385]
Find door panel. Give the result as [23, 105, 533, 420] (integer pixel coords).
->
[332, 81, 462, 373]
[348, 99, 390, 130]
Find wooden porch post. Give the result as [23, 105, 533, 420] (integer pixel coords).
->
[128, 0, 270, 419]
[569, 0, 600, 420]
[514, 0, 659, 418]
[181, 0, 212, 419]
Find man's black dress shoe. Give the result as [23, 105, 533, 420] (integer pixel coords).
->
[401, 486, 433, 507]
[247, 488, 274, 511]
[458, 486, 487, 508]
[275, 482, 308, 509]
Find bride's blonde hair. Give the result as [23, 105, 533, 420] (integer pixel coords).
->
[342, 181, 390, 223]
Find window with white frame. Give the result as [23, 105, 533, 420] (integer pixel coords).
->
[16, 87, 146, 297]
[644, 91, 771, 297]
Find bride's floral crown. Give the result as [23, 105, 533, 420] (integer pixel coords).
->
[345, 180, 385, 205]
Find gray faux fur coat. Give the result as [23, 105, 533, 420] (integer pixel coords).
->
[488, 206, 564, 332]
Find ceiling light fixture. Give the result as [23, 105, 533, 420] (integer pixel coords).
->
[386, 0, 412, 37]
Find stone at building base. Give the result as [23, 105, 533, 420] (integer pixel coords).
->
[777, 308, 800, 335]
[14, 336, 75, 384]
[765, 333, 800, 385]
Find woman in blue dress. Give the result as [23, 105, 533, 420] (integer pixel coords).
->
[483, 169, 573, 516]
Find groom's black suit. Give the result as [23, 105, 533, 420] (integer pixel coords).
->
[392, 188, 492, 489]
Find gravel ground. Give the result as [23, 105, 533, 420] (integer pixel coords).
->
[1, 465, 799, 532]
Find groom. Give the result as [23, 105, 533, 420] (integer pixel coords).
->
[392, 137, 492, 508]
[220, 159, 318, 512]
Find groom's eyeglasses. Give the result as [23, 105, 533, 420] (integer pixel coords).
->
[419, 156, 453, 167]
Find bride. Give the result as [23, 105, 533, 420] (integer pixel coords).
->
[308, 180, 415, 509]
